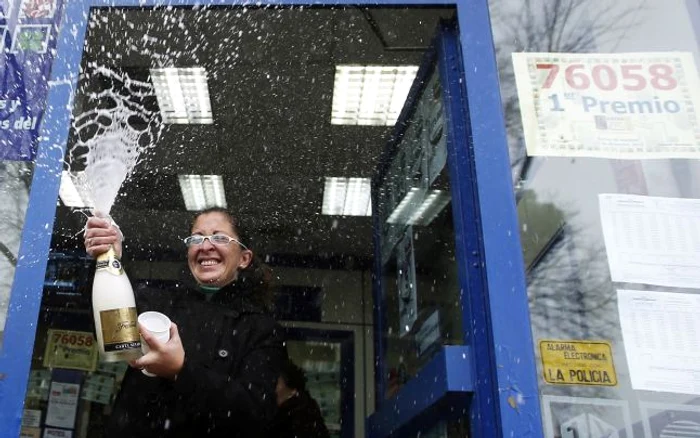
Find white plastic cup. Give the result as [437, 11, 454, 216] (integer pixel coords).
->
[137, 311, 171, 377]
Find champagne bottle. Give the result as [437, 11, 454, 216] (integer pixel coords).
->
[92, 245, 141, 362]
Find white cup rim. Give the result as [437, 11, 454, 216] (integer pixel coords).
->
[138, 311, 171, 333]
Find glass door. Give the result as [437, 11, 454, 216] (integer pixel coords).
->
[0, 2, 543, 438]
[367, 19, 542, 438]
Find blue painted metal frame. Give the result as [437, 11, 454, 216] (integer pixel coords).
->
[367, 345, 473, 437]
[0, 1, 543, 437]
[369, 23, 442, 418]
[437, 22, 498, 436]
[455, 2, 543, 436]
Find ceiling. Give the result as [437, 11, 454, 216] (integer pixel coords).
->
[52, 5, 456, 266]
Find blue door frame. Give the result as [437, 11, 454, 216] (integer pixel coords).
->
[0, 1, 542, 437]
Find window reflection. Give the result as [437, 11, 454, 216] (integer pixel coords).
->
[375, 58, 462, 400]
[0, 161, 32, 351]
[491, 0, 700, 434]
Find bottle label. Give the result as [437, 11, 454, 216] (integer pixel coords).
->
[100, 307, 141, 352]
[96, 248, 123, 276]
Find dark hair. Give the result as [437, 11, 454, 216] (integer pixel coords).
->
[280, 360, 307, 392]
[191, 207, 274, 311]
[190, 207, 249, 246]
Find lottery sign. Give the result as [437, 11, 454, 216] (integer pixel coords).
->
[43, 329, 98, 372]
[512, 52, 700, 159]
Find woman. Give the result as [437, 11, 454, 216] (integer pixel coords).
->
[84, 207, 286, 438]
[269, 360, 330, 438]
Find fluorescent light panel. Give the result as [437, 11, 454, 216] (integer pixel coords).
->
[331, 65, 419, 126]
[178, 174, 227, 211]
[386, 187, 422, 224]
[387, 189, 451, 226]
[322, 177, 372, 216]
[408, 190, 451, 226]
[151, 67, 213, 124]
[59, 171, 93, 208]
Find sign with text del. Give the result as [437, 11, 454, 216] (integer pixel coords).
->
[513, 52, 700, 160]
[43, 329, 98, 372]
[540, 340, 617, 386]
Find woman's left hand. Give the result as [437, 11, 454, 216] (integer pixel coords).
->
[130, 322, 185, 380]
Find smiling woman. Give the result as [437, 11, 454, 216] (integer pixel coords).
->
[186, 208, 253, 288]
[82, 207, 285, 438]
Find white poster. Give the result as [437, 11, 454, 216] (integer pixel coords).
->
[21, 409, 42, 427]
[599, 194, 700, 289]
[43, 428, 73, 438]
[640, 402, 700, 438]
[513, 52, 700, 159]
[45, 382, 79, 429]
[618, 289, 700, 395]
[542, 396, 633, 438]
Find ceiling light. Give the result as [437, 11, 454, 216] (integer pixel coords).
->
[59, 171, 93, 208]
[178, 175, 226, 211]
[322, 177, 372, 216]
[386, 187, 423, 224]
[407, 190, 451, 226]
[331, 65, 419, 126]
[150, 67, 213, 124]
[387, 189, 451, 226]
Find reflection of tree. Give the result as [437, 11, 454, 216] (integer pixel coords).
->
[0, 161, 31, 265]
[489, 0, 645, 182]
[0, 161, 32, 335]
[527, 224, 617, 339]
[522, 192, 621, 398]
[520, 190, 616, 338]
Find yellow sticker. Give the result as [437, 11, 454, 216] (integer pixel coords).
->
[42, 329, 98, 372]
[539, 340, 617, 386]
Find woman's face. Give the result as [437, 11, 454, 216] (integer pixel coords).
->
[187, 212, 252, 287]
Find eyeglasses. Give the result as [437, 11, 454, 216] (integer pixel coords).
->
[183, 234, 248, 250]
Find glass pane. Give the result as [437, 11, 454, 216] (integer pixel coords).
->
[490, 0, 700, 434]
[1, 7, 63, 355]
[0, 161, 33, 350]
[376, 57, 463, 401]
[21, 5, 457, 437]
[287, 339, 342, 438]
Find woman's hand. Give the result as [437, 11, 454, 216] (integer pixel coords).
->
[84, 216, 122, 258]
[131, 322, 185, 380]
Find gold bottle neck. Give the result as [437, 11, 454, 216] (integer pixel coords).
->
[96, 246, 118, 263]
[96, 246, 123, 275]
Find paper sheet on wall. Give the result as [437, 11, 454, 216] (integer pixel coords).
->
[512, 52, 700, 159]
[617, 289, 700, 395]
[599, 194, 700, 289]
[43, 428, 73, 438]
[45, 382, 79, 429]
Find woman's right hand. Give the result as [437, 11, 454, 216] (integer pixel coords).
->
[84, 217, 123, 258]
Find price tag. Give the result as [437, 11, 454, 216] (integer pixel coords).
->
[512, 52, 700, 159]
[43, 329, 98, 372]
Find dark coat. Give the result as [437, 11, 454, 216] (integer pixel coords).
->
[268, 391, 331, 438]
[105, 279, 286, 438]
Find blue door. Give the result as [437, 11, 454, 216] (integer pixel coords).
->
[0, 2, 542, 438]
[367, 21, 542, 437]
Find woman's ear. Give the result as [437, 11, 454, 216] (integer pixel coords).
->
[239, 249, 253, 270]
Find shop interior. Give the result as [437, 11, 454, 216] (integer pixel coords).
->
[23, 5, 462, 438]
